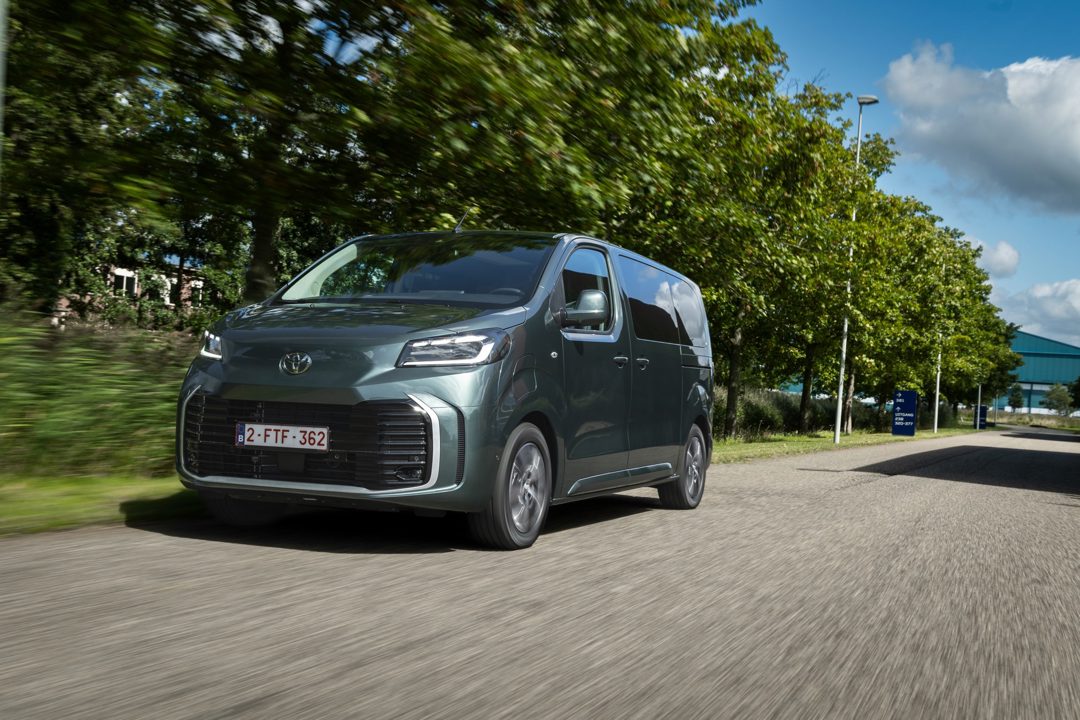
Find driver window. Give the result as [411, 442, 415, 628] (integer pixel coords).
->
[562, 247, 612, 332]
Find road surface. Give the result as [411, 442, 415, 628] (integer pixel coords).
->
[2, 427, 1079, 719]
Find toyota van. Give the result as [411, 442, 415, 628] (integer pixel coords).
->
[176, 231, 713, 548]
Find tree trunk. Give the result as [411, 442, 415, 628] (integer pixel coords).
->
[723, 321, 743, 440]
[245, 206, 281, 303]
[175, 254, 186, 318]
[799, 344, 814, 433]
[843, 363, 855, 434]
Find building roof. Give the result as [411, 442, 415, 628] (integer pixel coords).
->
[1012, 330, 1080, 385]
[1013, 330, 1080, 357]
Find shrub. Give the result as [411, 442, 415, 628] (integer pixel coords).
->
[0, 312, 197, 477]
[712, 386, 887, 440]
[742, 395, 785, 438]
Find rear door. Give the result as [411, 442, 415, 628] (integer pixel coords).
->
[616, 255, 683, 479]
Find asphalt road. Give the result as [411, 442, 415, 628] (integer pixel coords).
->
[3, 427, 1080, 720]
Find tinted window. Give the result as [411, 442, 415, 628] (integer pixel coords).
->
[617, 256, 678, 343]
[672, 280, 708, 347]
[561, 247, 612, 331]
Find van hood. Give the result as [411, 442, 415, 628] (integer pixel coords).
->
[206, 303, 527, 389]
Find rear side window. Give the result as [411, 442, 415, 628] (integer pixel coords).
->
[617, 256, 679, 343]
[672, 280, 708, 348]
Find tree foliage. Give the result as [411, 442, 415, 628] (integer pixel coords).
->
[1, 0, 1021, 436]
[1041, 384, 1073, 417]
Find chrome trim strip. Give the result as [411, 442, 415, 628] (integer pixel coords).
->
[406, 393, 441, 491]
[180, 474, 459, 500]
[568, 462, 673, 496]
[178, 390, 443, 498]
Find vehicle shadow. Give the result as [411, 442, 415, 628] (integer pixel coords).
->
[121, 489, 662, 553]
[852, 444, 1080, 501]
[544, 493, 660, 535]
[1000, 431, 1080, 444]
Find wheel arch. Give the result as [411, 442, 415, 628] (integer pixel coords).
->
[692, 414, 712, 466]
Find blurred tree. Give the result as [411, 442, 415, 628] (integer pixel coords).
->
[1069, 376, 1080, 411]
[132, 0, 390, 301]
[0, 0, 148, 308]
[1041, 384, 1073, 416]
[1008, 383, 1025, 412]
[0, 0, 1024, 407]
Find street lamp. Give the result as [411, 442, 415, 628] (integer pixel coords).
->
[933, 260, 944, 433]
[833, 94, 879, 445]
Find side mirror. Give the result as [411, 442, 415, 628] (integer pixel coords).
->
[561, 289, 609, 328]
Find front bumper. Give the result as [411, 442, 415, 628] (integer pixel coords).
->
[176, 383, 499, 512]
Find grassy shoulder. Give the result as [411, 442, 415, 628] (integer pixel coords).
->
[711, 427, 979, 464]
[2, 428, 986, 537]
[0, 474, 201, 536]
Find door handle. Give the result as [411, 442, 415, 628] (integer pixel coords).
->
[613, 355, 629, 368]
[636, 357, 650, 369]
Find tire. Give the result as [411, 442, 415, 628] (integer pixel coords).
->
[468, 423, 552, 549]
[658, 425, 707, 509]
[202, 494, 288, 528]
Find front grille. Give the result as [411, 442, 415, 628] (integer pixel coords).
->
[183, 392, 431, 490]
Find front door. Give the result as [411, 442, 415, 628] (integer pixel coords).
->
[558, 246, 632, 495]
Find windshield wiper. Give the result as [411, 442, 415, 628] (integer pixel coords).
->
[276, 296, 385, 305]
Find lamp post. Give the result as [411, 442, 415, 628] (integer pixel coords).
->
[834, 94, 878, 445]
[933, 260, 944, 433]
[933, 343, 943, 432]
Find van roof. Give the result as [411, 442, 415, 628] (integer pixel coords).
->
[355, 230, 699, 289]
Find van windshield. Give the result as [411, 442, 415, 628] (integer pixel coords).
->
[278, 234, 557, 308]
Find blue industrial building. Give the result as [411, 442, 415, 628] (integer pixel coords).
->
[993, 330, 1080, 413]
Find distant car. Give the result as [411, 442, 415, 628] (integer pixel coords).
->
[176, 231, 713, 548]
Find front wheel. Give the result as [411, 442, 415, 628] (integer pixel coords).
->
[658, 425, 707, 509]
[468, 423, 551, 549]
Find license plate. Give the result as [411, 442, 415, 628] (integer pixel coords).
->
[235, 423, 330, 452]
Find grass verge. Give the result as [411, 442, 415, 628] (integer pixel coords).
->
[0, 475, 202, 536]
[711, 427, 979, 464]
[1, 427, 987, 537]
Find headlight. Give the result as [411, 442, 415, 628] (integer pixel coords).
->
[397, 329, 509, 367]
[200, 330, 223, 360]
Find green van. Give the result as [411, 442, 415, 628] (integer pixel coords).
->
[176, 231, 713, 548]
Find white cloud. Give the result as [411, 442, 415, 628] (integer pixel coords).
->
[971, 239, 1020, 277]
[999, 279, 1080, 346]
[884, 44, 1080, 213]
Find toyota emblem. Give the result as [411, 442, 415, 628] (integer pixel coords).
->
[280, 352, 313, 375]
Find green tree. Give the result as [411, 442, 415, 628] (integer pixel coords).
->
[1008, 382, 1025, 412]
[1068, 376, 1080, 411]
[1041, 384, 1073, 416]
[0, 0, 149, 307]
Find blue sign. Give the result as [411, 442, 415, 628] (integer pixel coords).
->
[892, 390, 917, 436]
[976, 404, 988, 430]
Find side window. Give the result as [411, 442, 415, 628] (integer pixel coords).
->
[617, 256, 679, 343]
[561, 247, 612, 332]
[672, 280, 708, 347]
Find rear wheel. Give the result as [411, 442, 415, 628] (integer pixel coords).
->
[468, 423, 551, 549]
[658, 425, 707, 509]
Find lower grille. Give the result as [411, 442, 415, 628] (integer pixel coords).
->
[183, 392, 431, 490]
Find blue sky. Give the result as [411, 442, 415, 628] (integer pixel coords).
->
[746, 0, 1080, 346]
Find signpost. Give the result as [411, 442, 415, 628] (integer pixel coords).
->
[892, 390, 917, 436]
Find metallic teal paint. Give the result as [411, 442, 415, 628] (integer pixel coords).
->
[176, 231, 714, 520]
